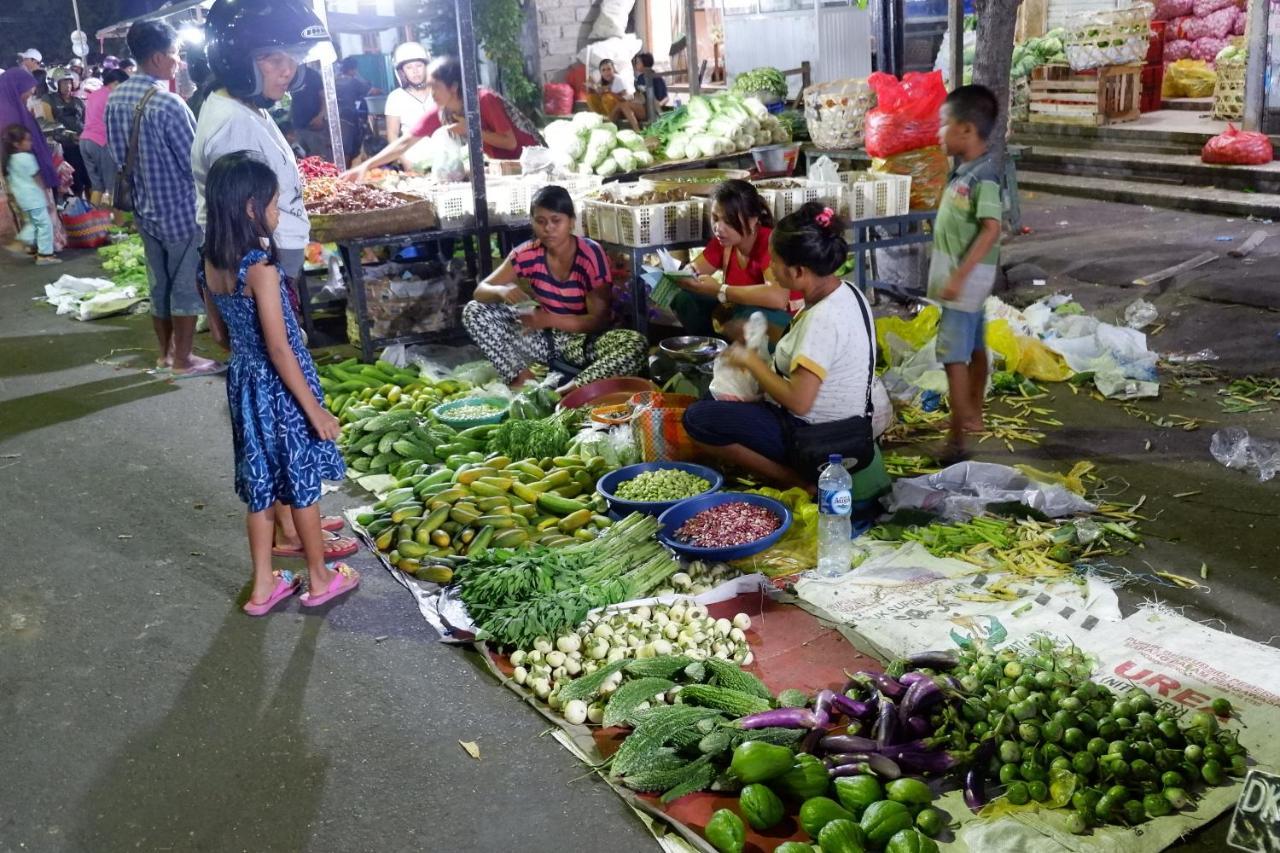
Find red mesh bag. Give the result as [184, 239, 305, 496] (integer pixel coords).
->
[1202, 124, 1274, 165]
[863, 71, 948, 159]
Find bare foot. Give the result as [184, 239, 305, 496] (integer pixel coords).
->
[171, 355, 222, 375]
[963, 418, 985, 433]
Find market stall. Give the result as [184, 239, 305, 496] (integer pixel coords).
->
[298, 332, 1276, 853]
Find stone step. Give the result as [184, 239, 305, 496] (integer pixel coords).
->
[1019, 146, 1280, 193]
[1162, 97, 1215, 113]
[1012, 119, 1280, 150]
[1011, 132, 1202, 156]
[1018, 169, 1279, 218]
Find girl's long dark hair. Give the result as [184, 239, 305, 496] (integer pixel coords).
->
[204, 151, 279, 273]
[1, 124, 32, 184]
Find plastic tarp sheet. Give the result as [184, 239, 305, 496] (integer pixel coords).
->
[43, 274, 146, 320]
[888, 461, 1096, 521]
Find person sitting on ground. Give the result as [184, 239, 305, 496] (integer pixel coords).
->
[586, 59, 642, 132]
[683, 203, 889, 509]
[462, 185, 649, 394]
[929, 84, 1003, 463]
[345, 55, 538, 178]
[672, 179, 801, 343]
[3, 123, 61, 264]
[198, 152, 359, 616]
[631, 52, 668, 121]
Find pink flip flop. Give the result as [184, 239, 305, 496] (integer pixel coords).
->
[301, 563, 360, 608]
[272, 533, 358, 560]
[321, 515, 344, 533]
[243, 571, 301, 616]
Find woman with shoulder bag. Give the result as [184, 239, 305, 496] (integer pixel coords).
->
[683, 202, 891, 510]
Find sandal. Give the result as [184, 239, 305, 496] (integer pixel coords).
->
[321, 515, 345, 533]
[301, 563, 360, 608]
[243, 570, 301, 616]
[272, 533, 359, 560]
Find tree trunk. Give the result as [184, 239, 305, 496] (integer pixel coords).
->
[972, 0, 1023, 169]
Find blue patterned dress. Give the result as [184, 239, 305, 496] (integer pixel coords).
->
[202, 249, 345, 512]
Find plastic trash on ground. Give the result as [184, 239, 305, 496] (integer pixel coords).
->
[889, 461, 1096, 521]
[1123, 298, 1159, 330]
[43, 275, 146, 320]
[1210, 427, 1280, 482]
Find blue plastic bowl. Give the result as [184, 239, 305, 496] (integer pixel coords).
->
[596, 462, 724, 517]
[657, 492, 792, 561]
[431, 396, 510, 429]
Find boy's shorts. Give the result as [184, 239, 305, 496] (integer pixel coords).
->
[937, 307, 986, 365]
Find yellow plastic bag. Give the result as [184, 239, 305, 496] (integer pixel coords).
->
[871, 145, 950, 210]
[1015, 461, 1095, 496]
[876, 304, 940, 365]
[1163, 60, 1217, 99]
[987, 318, 1022, 374]
[1016, 338, 1073, 382]
[732, 487, 819, 577]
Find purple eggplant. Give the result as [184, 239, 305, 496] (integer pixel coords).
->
[908, 650, 960, 671]
[874, 695, 899, 747]
[850, 671, 905, 699]
[898, 671, 930, 687]
[830, 762, 875, 778]
[738, 707, 820, 730]
[826, 752, 873, 767]
[802, 720, 830, 754]
[830, 693, 875, 720]
[814, 689, 835, 719]
[899, 676, 947, 723]
[964, 765, 987, 812]
[894, 750, 960, 775]
[906, 715, 932, 737]
[867, 753, 903, 779]
[819, 734, 879, 754]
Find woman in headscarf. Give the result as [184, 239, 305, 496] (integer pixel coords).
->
[0, 67, 65, 252]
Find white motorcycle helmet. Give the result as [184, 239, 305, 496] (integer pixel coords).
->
[392, 41, 429, 88]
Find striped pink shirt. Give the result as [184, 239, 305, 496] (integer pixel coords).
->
[509, 237, 611, 315]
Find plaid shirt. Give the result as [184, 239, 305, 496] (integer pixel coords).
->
[106, 74, 199, 242]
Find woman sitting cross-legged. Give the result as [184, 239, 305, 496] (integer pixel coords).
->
[462, 185, 648, 394]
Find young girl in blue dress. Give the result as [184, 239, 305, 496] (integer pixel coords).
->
[200, 151, 359, 615]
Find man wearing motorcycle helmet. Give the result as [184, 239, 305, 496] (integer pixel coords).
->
[384, 41, 433, 169]
[194, 0, 335, 294]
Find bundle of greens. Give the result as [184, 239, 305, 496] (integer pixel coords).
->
[97, 235, 149, 290]
[486, 407, 580, 459]
[730, 67, 788, 101]
[457, 513, 680, 647]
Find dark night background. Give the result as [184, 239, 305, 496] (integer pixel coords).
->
[1, 0, 158, 65]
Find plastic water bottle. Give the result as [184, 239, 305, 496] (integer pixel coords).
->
[817, 455, 853, 577]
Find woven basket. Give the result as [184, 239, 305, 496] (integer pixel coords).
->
[802, 78, 876, 150]
[1212, 61, 1246, 121]
[629, 392, 698, 462]
[309, 193, 437, 243]
[1065, 3, 1154, 71]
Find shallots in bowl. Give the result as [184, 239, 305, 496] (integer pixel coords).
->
[657, 493, 791, 562]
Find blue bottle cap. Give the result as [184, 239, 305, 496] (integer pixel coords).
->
[829, 454, 842, 465]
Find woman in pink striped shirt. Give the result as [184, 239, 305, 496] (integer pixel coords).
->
[463, 185, 647, 392]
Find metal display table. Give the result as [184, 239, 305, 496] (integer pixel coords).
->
[848, 211, 937, 304]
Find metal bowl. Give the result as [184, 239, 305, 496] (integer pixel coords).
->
[660, 336, 727, 365]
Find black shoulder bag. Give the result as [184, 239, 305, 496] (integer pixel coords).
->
[112, 87, 157, 213]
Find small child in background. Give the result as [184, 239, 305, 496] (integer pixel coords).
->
[929, 84, 1003, 462]
[199, 151, 358, 616]
[2, 124, 61, 265]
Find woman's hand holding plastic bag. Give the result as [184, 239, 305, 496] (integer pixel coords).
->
[709, 311, 770, 401]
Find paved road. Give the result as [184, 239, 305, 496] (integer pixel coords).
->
[2, 194, 1276, 852]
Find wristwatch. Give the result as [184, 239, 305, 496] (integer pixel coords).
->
[717, 283, 729, 304]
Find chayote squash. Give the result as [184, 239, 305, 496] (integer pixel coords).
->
[885, 827, 940, 853]
[775, 753, 831, 801]
[861, 800, 914, 848]
[775, 844, 819, 853]
[739, 783, 786, 830]
[730, 741, 795, 784]
[800, 796, 857, 840]
[818, 818, 867, 853]
[834, 774, 883, 816]
[885, 778, 934, 806]
[705, 808, 745, 853]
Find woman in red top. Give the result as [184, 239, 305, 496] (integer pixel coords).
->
[462, 185, 648, 393]
[344, 55, 539, 178]
[671, 180, 799, 342]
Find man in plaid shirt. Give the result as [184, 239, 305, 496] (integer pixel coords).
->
[107, 20, 219, 376]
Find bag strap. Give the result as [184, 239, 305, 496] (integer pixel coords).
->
[122, 87, 158, 190]
[843, 281, 876, 414]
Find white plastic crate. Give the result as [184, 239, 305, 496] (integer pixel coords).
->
[754, 178, 847, 221]
[839, 171, 911, 221]
[581, 192, 707, 247]
[429, 182, 476, 228]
